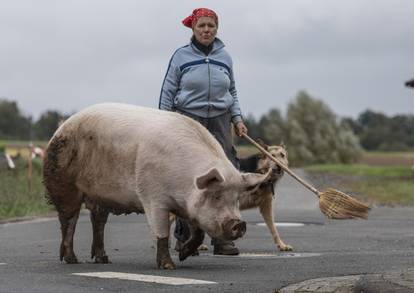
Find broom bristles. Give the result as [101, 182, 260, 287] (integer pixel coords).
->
[319, 188, 370, 219]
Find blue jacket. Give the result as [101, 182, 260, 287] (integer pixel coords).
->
[159, 38, 242, 123]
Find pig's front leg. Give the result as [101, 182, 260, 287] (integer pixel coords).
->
[156, 237, 175, 270]
[145, 207, 176, 270]
[179, 225, 205, 261]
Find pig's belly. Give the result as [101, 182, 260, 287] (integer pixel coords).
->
[77, 181, 145, 214]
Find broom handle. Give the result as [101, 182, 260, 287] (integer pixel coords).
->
[242, 133, 321, 197]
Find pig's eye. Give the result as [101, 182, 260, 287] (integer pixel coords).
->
[280, 153, 285, 158]
[214, 195, 221, 200]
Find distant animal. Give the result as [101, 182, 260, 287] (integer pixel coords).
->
[43, 103, 270, 269]
[406, 79, 414, 88]
[238, 141, 293, 251]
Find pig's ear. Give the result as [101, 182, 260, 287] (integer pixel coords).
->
[195, 168, 225, 190]
[241, 169, 271, 192]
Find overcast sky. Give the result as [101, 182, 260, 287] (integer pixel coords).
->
[1, 0, 413, 120]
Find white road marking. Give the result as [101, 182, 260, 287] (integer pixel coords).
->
[72, 272, 217, 285]
[213, 252, 321, 259]
[0, 263, 6, 265]
[257, 222, 305, 227]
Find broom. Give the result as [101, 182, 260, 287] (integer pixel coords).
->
[242, 133, 370, 219]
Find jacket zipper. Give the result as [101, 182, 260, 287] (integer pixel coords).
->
[206, 57, 211, 118]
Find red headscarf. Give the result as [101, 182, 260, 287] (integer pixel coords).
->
[182, 8, 218, 28]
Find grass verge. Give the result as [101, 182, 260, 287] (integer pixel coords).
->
[0, 158, 52, 220]
[0, 140, 47, 147]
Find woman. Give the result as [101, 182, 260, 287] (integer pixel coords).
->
[159, 8, 247, 255]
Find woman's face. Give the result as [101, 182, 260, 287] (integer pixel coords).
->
[193, 16, 217, 46]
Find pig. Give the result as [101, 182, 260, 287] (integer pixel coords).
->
[43, 103, 270, 270]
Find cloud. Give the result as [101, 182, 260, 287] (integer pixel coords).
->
[0, 0, 413, 119]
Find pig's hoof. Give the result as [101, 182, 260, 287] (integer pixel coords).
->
[64, 254, 79, 264]
[158, 258, 176, 270]
[94, 255, 111, 264]
[162, 261, 176, 270]
[278, 243, 293, 251]
[60, 244, 78, 263]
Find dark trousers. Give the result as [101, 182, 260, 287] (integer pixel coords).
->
[174, 110, 239, 243]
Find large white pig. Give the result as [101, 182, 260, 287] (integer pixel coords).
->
[43, 103, 269, 269]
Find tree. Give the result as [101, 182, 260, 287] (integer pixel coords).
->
[285, 91, 362, 165]
[33, 110, 67, 140]
[284, 118, 313, 165]
[258, 108, 286, 145]
[357, 110, 390, 150]
[352, 110, 414, 151]
[392, 115, 414, 148]
[341, 117, 363, 135]
[0, 98, 32, 140]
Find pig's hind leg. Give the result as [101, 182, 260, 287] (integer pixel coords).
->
[88, 203, 110, 263]
[57, 189, 83, 264]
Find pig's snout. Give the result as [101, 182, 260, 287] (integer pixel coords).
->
[223, 219, 246, 240]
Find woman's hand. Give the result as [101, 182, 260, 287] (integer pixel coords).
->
[235, 121, 248, 137]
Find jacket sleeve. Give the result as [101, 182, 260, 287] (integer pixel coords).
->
[228, 63, 243, 124]
[158, 53, 181, 111]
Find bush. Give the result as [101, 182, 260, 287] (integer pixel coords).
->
[254, 91, 362, 166]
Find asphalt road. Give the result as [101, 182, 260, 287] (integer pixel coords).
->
[1, 170, 413, 293]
